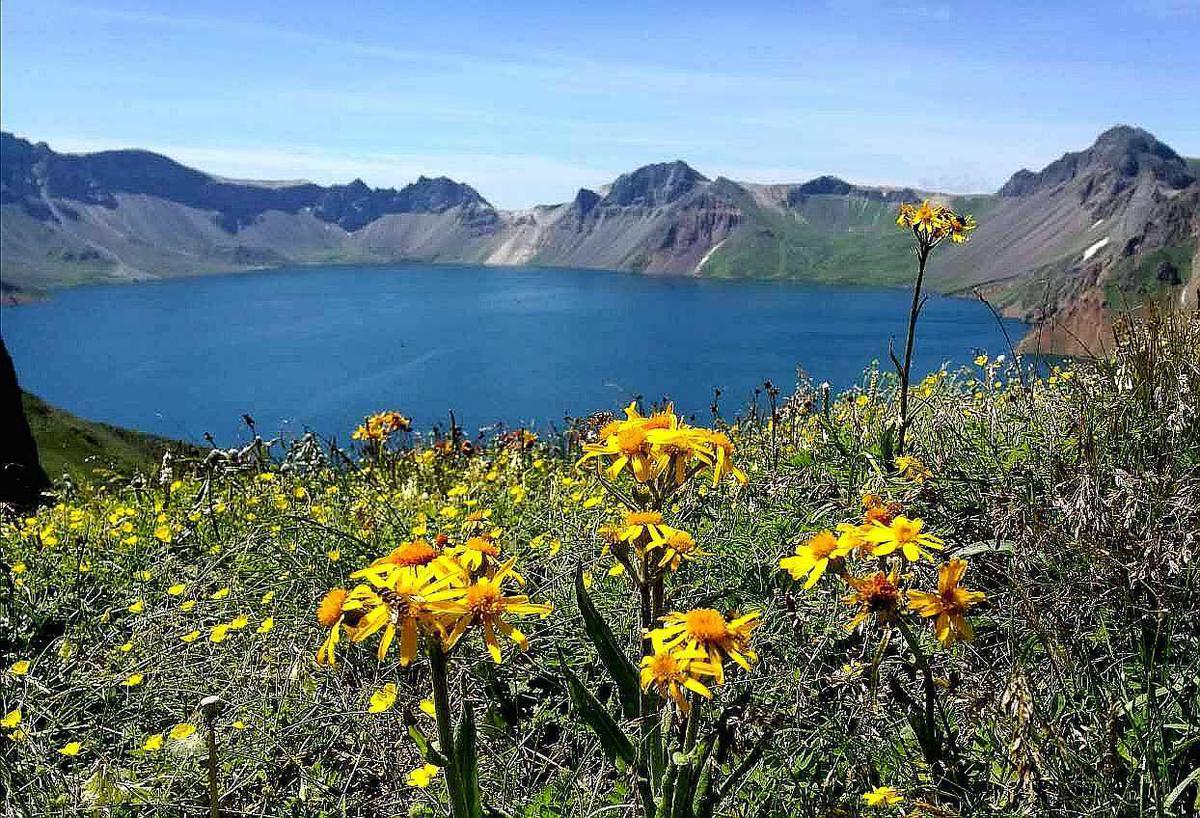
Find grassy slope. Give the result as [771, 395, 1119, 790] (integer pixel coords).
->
[22, 392, 199, 482]
[700, 191, 1004, 288]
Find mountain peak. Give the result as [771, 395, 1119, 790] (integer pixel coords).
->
[1000, 125, 1195, 197]
[601, 160, 708, 208]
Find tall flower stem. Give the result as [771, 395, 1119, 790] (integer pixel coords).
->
[429, 642, 469, 818]
[896, 241, 931, 456]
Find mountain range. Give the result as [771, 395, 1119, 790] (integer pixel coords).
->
[2, 126, 1197, 354]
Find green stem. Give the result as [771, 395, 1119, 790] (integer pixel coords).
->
[896, 242, 930, 456]
[670, 698, 702, 818]
[429, 642, 469, 818]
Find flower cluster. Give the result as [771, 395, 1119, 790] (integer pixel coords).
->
[644, 608, 762, 708]
[578, 402, 746, 487]
[895, 200, 977, 245]
[315, 532, 550, 667]
[779, 494, 984, 646]
[351, 410, 412, 443]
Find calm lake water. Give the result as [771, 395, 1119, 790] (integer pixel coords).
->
[2, 263, 1022, 444]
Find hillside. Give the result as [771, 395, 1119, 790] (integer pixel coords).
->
[21, 391, 199, 482]
[3, 127, 1197, 352]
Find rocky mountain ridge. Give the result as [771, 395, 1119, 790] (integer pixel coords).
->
[3, 126, 1196, 354]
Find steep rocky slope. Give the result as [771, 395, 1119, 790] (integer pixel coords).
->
[3, 127, 1196, 352]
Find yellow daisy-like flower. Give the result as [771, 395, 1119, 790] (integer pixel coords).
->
[648, 526, 706, 571]
[59, 741, 84, 756]
[351, 567, 463, 666]
[169, 723, 196, 741]
[121, 672, 145, 687]
[578, 421, 656, 482]
[779, 530, 850, 589]
[143, 733, 164, 751]
[315, 585, 379, 667]
[10, 659, 31, 676]
[407, 763, 441, 788]
[639, 644, 720, 712]
[894, 455, 932, 483]
[650, 608, 760, 684]
[1, 709, 20, 729]
[907, 559, 986, 646]
[862, 785, 904, 807]
[438, 559, 552, 663]
[864, 516, 944, 562]
[617, 511, 667, 548]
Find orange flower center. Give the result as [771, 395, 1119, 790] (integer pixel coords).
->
[667, 531, 696, 551]
[860, 575, 900, 611]
[465, 536, 500, 556]
[647, 651, 681, 681]
[893, 520, 919, 542]
[316, 588, 348, 628]
[683, 608, 729, 644]
[809, 531, 840, 559]
[626, 511, 663, 526]
[465, 582, 507, 617]
[617, 427, 648, 455]
[388, 539, 437, 567]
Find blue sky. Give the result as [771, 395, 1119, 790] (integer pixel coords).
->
[2, 0, 1198, 208]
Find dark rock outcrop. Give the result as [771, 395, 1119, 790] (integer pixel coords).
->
[0, 337, 50, 510]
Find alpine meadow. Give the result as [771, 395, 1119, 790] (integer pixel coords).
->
[3, 3, 1200, 817]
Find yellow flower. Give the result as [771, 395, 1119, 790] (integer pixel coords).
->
[9, 660, 31, 676]
[407, 763, 441, 788]
[439, 560, 552, 663]
[167, 583, 186, 596]
[368, 683, 397, 713]
[639, 645, 719, 712]
[210, 624, 231, 643]
[122, 672, 145, 687]
[315, 584, 391, 667]
[864, 516, 944, 562]
[779, 530, 850, 589]
[419, 699, 437, 718]
[261, 591, 275, 605]
[327, 549, 341, 562]
[907, 559, 986, 646]
[143, 733, 164, 751]
[894, 455, 932, 483]
[350, 568, 463, 665]
[169, 723, 196, 741]
[181, 630, 201, 643]
[59, 741, 84, 756]
[974, 354, 989, 366]
[647, 526, 706, 571]
[1, 709, 20, 729]
[210, 587, 230, 600]
[862, 786, 904, 807]
[617, 511, 666, 548]
[127, 598, 145, 614]
[229, 614, 250, 630]
[154, 525, 172, 543]
[257, 617, 274, 634]
[650, 609, 760, 684]
[180, 600, 196, 612]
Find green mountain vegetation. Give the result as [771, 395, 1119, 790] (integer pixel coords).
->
[22, 391, 199, 483]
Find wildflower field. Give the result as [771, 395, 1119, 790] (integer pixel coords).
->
[3, 206, 1199, 818]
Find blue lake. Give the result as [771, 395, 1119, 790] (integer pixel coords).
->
[2, 263, 1023, 444]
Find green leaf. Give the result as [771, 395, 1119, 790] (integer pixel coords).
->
[407, 723, 448, 766]
[1165, 766, 1200, 810]
[457, 702, 484, 818]
[575, 567, 641, 719]
[559, 648, 636, 766]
